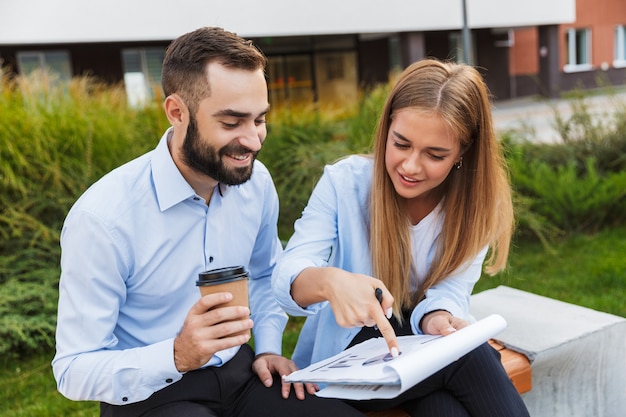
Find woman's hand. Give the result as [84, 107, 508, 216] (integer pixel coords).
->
[420, 310, 469, 336]
[291, 267, 400, 357]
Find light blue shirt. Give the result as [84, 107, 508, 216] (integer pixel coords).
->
[52, 128, 286, 405]
[272, 155, 486, 368]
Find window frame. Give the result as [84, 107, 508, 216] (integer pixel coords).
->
[564, 27, 592, 73]
[121, 47, 165, 107]
[614, 25, 626, 68]
[16, 50, 72, 81]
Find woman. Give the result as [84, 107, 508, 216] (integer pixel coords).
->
[272, 59, 530, 416]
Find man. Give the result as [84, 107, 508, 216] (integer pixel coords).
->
[52, 27, 365, 417]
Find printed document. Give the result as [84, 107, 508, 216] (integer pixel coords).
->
[284, 314, 507, 400]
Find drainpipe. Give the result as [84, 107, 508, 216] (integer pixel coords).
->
[461, 0, 471, 64]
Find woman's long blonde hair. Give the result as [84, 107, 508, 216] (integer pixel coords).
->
[369, 59, 514, 318]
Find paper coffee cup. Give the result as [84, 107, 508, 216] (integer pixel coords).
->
[197, 266, 250, 337]
[196, 266, 249, 308]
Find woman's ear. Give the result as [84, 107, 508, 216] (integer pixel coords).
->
[164, 94, 188, 126]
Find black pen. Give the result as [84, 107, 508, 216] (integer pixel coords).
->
[375, 287, 383, 305]
[374, 288, 383, 330]
[375, 287, 393, 320]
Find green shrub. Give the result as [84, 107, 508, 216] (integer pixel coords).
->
[551, 89, 626, 175]
[502, 89, 626, 237]
[262, 107, 349, 240]
[509, 153, 626, 234]
[0, 72, 167, 359]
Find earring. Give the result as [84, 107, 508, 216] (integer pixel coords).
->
[454, 158, 463, 170]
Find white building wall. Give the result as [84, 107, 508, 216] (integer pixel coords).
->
[1, 0, 575, 44]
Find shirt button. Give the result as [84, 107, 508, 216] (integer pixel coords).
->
[193, 197, 200, 201]
[209, 256, 214, 263]
[122, 397, 128, 402]
[165, 378, 173, 383]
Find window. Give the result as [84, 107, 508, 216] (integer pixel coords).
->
[122, 48, 165, 107]
[16, 50, 72, 81]
[615, 25, 626, 68]
[266, 55, 314, 106]
[564, 28, 592, 72]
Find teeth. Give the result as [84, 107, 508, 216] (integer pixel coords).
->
[401, 175, 417, 182]
[231, 154, 247, 161]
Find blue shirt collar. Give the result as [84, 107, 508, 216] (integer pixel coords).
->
[152, 127, 231, 211]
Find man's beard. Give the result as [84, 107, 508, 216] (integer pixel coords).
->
[182, 114, 258, 186]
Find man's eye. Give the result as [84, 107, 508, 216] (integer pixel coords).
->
[222, 122, 240, 128]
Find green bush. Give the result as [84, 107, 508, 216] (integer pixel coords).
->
[261, 84, 390, 241]
[551, 94, 626, 175]
[510, 156, 626, 233]
[0, 72, 167, 360]
[503, 89, 626, 237]
[262, 107, 349, 240]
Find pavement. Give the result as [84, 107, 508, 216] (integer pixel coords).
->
[490, 89, 626, 143]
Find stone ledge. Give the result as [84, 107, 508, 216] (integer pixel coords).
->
[470, 285, 626, 417]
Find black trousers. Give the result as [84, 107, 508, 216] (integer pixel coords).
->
[346, 312, 531, 417]
[100, 344, 366, 417]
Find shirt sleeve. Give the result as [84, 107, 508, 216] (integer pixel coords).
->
[247, 171, 289, 356]
[410, 246, 489, 334]
[52, 209, 182, 405]
[272, 165, 339, 317]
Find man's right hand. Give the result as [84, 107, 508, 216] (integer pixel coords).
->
[173, 292, 253, 372]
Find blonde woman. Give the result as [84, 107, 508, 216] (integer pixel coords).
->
[272, 59, 529, 416]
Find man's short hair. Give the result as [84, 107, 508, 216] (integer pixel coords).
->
[161, 27, 267, 112]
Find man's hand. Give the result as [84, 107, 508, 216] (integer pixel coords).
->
[173, 292, 253, 372]
[252, 353, 318, 400]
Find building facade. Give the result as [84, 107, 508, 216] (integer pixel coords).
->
[2, 0, 624, 107]
[509, 0, 626, 98]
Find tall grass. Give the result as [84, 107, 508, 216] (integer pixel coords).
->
[0, 71, 169, 360]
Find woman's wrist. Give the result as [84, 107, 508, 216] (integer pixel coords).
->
[419, 309, 451, 333]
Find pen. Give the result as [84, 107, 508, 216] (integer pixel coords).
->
[373, 288, 383, 330]
[375, 287, 383, 305]
[375, 287, 393, 320]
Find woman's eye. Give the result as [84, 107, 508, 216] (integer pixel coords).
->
[393, 142, 410, 149]
[429, 154, 445, 161]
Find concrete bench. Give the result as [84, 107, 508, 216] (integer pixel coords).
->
[471, 286, 626, 417]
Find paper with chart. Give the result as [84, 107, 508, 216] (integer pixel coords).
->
[284, 314, 507, 400]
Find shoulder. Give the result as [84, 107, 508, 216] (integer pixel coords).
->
[67, 152, 154, 221]
[323, 155, 373, 187]
[325, 154, 372, 176]
[316, 155, 372, 202]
